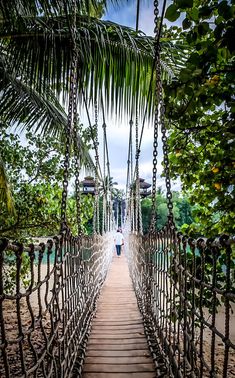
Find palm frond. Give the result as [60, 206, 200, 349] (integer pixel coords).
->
[0, 0, 107, 22]
[0, 58, 95, 172]
[0, 15, 188, 122]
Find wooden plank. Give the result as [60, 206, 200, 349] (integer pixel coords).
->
[99, 303, 137, 306]
[97, 311, 139, 314]
[91, 328, 144, 334]
[88, 333, 146, 340]
[82, 256, 155, 377]
[83, 363, 155, 373]
[88, 338, 147, 345]
[86, 350, 151, 358]
[85, 356, 153, 364]
[92, 319, 143, 326]
[86, 343, 148, 351]
[91, 323, 144, 328]
[83, 373, 156, 378]
[94, 316, 142, 321]
[96, 313, 141, 317]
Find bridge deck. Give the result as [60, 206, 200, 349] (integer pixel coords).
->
[82, 254, 156, 378]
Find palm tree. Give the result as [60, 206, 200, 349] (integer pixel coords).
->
[0, 0, 187, 212]
[0, 1, 186, 122]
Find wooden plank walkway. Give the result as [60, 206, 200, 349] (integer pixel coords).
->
[82, 254, 156, 378]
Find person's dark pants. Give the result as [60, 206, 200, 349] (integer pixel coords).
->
[116, 245, 121, 256]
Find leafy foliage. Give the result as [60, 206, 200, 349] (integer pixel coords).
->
[0, 127, 94, 238]
[0, 156, 15, 215]
[141, 188, 194, 234]
[164, 0, 235, 235]
[3, 250, 30, 294]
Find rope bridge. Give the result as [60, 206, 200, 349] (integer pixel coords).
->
[0, 0, 234, 377]
[0, 233, 113, 377]
[128, 229, 235, 377]
[0, 231, 234, 377]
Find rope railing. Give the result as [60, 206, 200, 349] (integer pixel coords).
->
[127, 227, 235, 377]
[0, 231, 113, 378]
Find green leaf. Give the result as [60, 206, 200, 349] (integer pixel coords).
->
[188, 7, 199, 22]
[218, 1, 232, 20]
[165, 4, 181, 22]
[186, 31, 197, 44]
[179, 68, 192, 82]
[176, 0, 193, 9]
[198, 22, 209, 36]
[182, 18, 192, 30]
[199, 6, 213, 19]
[188, 52, 200, 66]
[192, 68, 202, 77]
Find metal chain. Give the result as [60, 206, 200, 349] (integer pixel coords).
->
[130, 119, 133, 184]
[135, 110, 139, 233]
[160, 91, 175, 225]
[150, 0, 160, 233]
[126, 118, 133, 196]
[129, 118, 134, 232]
[109, 196, 113, 231]
[135, 110, 143, 234]
[102, 123, 106, 234]
[60, 0, 78, 230]
[137, 119, 143, 234]
[151, 0, 174, 230]
[139, 191, 143, 234]
[106, 176, 110, 232]
[72, 9, 81, 235]
[107, 188, 110, 232]
[74, 125, 81, 235]
[93, 101, 100, 234]
[131, 188, 135, 232]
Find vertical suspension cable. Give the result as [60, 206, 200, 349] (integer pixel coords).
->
[135, 0, 140, 31]
[150, 0, 161, 233]
[105, 133, 111, 232]
[135, 108, 143, 234]
[60, 0, 78, 231]
[150, 0, 171, 231]
[80, 86, 103, 181]
[101, 96, 111, 232]
[130, 119, 134, 231]
[130, 118, 134, 231]
[93, 101, 100, 234]
[135, 109, 140, 233]
[126, 118, 133, 197]
[133, 3, 142, 234]
[74, 121, 81, 236]
[161, 90, 175, 225]
[126, 117, 134, 230]
[102, 122, 106, 234]
[130, 119, 133, 185]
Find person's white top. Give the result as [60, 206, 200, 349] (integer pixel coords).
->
[114, 232, 124, 245]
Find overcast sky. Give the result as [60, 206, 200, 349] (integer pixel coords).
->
[80, 0, 180, 192]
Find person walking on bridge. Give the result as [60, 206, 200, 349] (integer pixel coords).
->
[114, 229, 124, 257]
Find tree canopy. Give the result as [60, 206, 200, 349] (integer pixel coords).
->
[141, 188, 194, 234]
[164, 0, 235, 235]
[0, 125, 94, 238]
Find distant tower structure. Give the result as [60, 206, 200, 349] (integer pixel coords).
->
[81, 176, 96, 195]
[139, 178, 151, 198]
